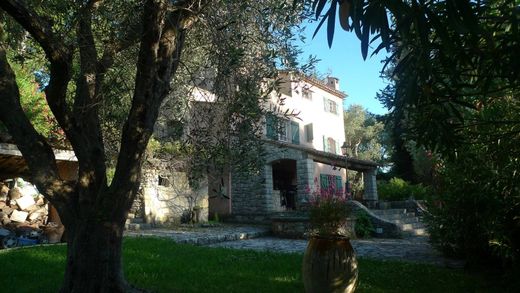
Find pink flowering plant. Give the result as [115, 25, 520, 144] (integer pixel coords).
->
[306, 177, 352, 237]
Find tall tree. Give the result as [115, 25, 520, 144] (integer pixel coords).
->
[0, 0, 308, 291]
[343, 104, 384, 162]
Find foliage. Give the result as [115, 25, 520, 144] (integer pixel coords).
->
[343, 104, 385, 162]
[309, 0, 519, 268]
[343, 104, 386, 197]
[0, 59, 65, 145]
[424, 131, 520, 266]
[377, 178, 431, 201]
[1, 238, 519, 292]
[307, 181, 351, 237]
[354, 210, 374, 238]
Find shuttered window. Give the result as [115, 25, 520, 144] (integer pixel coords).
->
[305, 123, 313, 142]
[319, 174, 343, 196]
[266, 114, 277, 140]
[323, 97, 339, 115]
[291, 121, 300, 144]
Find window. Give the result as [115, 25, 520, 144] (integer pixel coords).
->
[266, 115, 299, 145]
[302, 88, 313, 100]
[319, 174, 343, 196]
[158, 176, 170, 187]
[266, 114, 277, 140]
[304, 123, 313, 142]
[323, 97, 338, 115]
[323, 136, 338, 154]
[290, 121, 300, 144]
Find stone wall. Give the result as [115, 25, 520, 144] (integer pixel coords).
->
[230, 168, 267, 216]
[230, 143, 314, 220]
[141, 167, 208, 225]
[129, 191, 145, 219]
[362, 169, 378, 203]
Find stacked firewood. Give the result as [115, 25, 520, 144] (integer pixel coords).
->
[0, 181, 49, 228]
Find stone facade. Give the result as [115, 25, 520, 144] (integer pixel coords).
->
[229, 143, 315, 219]
[141, 166, 209, 225]
[363, 169, 378, 204]
[226, 141, 380, 224]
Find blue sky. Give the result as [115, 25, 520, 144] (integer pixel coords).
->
[298, 21, 390, 115]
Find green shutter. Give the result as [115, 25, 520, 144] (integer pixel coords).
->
[291, 121, 300, 144]
[323, 97, 328, 112]
[336, 176, 343, 195]
[266, 114, 276, 140]
[305, 123, 313, 142]
[320, 174, 328, 190]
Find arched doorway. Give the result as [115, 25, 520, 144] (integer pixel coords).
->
[271, 159, 297, 210]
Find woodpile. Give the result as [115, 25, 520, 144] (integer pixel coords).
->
[0, 180, 49, 228]
[0, 178, 65, 248]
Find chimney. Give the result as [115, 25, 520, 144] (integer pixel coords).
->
[325, 76, 339, 90]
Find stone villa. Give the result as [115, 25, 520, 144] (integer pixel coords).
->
[136, 72, 379, 225]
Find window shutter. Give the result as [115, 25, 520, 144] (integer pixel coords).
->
[323, 97, 329, 112]
[305, 123, 313, 142]
[335, 139, 340, 154]
[320, 174, 328, 190]
[335, 176, 343, 195]
[291, 121, 300, 144]
[266, 114, 276, 140]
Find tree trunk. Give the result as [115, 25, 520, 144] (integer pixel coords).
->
[59, 218, 140, 293]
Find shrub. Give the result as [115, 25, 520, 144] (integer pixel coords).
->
[354, 210, 374, 238]
[424, 152, 520, 268]
[377, 177, 431, 201]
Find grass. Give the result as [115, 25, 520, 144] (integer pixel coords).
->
[0, 237, 517, 292]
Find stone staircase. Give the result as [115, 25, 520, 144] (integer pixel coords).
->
[125, 213, 152, 231]
[370, 208, 428, 236]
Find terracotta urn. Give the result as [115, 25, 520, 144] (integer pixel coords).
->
[302, 235, 358, 293]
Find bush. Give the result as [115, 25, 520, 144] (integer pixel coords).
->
[377, 177, 431, 201]
[424, 152, 520, 268]
[354, 210, 374, 238]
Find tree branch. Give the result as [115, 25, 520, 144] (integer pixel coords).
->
[107, 0, 201, 217]
[0, 46, 74, 217]
[0, 0, 74, 141]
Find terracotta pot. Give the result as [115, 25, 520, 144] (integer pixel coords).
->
[302, 235, 358, 293]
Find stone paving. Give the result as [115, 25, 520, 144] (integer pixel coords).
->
[208, 236, 464, 267]
[125, 224, 464, 268]
[125, 224, 270, 245]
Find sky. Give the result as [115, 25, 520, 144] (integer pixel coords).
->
[297, 21, 390, 115]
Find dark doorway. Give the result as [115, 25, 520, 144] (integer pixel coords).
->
[272, 159, 297, 210]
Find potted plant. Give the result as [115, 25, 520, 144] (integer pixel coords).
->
[302, 183, 358, 293]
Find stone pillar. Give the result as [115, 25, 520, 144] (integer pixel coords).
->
[263, 164, 274, 212]
[297, 158, 315, 208]
[363, 169, 378, 204]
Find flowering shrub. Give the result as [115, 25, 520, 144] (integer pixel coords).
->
[307, 179, 351, 237]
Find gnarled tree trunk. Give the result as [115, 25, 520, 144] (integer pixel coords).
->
[0, 0, 204, 291]
[60, 217, 129, 293]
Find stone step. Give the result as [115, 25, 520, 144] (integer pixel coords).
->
[370, 209, 408, 216]
[403, 228, 428, 236]
[125, 218, 145, 225]
[386, 217, 420, 225]
[374, 212, 416, 220]
[130, 218, 145, 224]
[400, 222, 426, 231]
[175, 229, 270, 246]
[125, 226, 271, 246]
[125, 223, 152, 231]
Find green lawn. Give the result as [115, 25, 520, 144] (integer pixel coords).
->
[0, 237, 515, 292]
